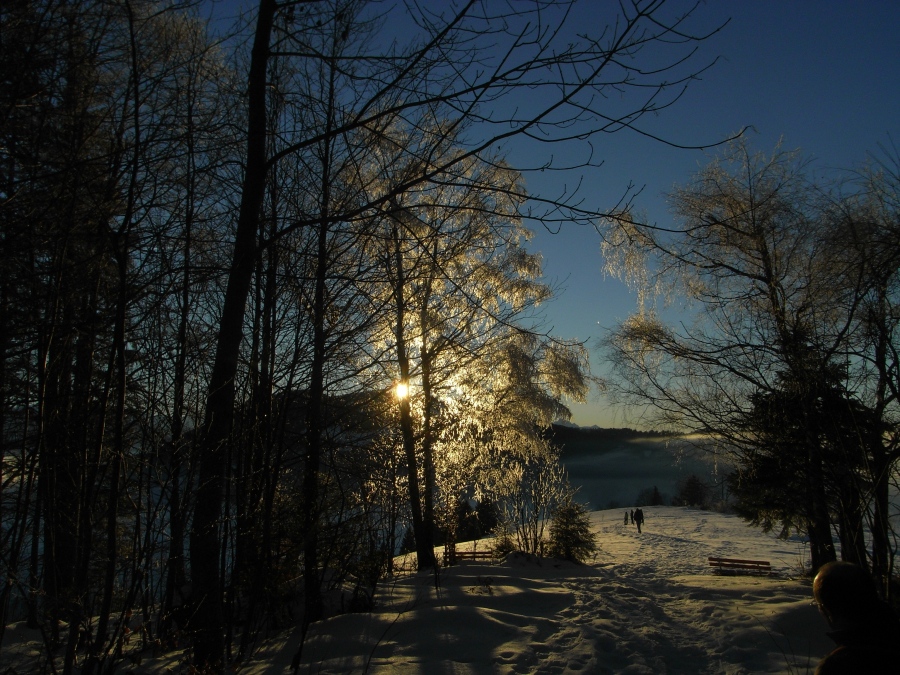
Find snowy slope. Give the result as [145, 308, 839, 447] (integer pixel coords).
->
[292, 506, 830, 674]
[0, 507, 834, 674]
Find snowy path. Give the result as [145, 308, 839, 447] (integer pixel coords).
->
[515, 508, 829, 674]
[89, 507, 833, 674]
[0, 507, 853, 674]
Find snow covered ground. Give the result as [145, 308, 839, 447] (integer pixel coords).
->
[1, 506, 834, 674]
[289, 506, 830, 674]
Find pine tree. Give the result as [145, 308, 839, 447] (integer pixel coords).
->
[547, 497, 597, 563]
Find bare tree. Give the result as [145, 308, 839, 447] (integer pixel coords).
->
[600, 139, 897, 574]
[824, 147, 900, 592]
[0, 0, 732, 668]
[0, 2, 236, 671]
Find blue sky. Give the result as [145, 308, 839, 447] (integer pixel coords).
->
[205, 1, 899, 427]
[523, 0, 900, 427]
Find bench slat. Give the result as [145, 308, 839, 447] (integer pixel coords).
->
[710, 563, 770, 569]
[442, 549, 494, 565]
[708, 556, 771, 574]
[708, 557, 770, 566]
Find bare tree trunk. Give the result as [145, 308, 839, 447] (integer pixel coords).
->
[0, 373, 40, 643]
[42, 303, 78, 643]
[302, 219, 328, 627]
[301, 43, 341, 633]
[237, 167, 279, 660]
[82, 253, 128, 675]
[836, 481, 867, 567]
[189, 0, 276, 666]
[870, 284, 894, 596]
[161, 152, 193, 643]
[806, 443, 836, 572]
[391, 224, 435, 570]
[870, 444, 892, 594]
[419, 264, 437, 556]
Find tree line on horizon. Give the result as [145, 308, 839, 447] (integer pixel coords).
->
[0, 0, 727, 671]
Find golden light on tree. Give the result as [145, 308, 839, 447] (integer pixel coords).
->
[395, 381, 409, 400]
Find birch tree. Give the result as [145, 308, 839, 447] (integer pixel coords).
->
[600, 139, 896, 574]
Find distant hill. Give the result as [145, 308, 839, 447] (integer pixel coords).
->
[545, 423, 676, 445]
[544, 424, 719, 510]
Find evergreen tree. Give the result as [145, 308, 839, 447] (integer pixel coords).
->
[547, 496, 597, 563]
[729, 358, 875, 567]
[675, 476, 709, 508]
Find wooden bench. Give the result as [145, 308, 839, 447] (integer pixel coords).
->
[708, 556, 772, 575]
[442, 549, 494, 566]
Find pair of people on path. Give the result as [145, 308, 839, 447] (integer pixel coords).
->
[812, 561, 900, 673]
[624, 508, 645, 532]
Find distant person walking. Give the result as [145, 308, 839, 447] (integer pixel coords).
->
[624, 511, 628, 526]
[812, 561, 900, 673]
[629, 509, 634, 525]
[634, 508, 644, 533]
